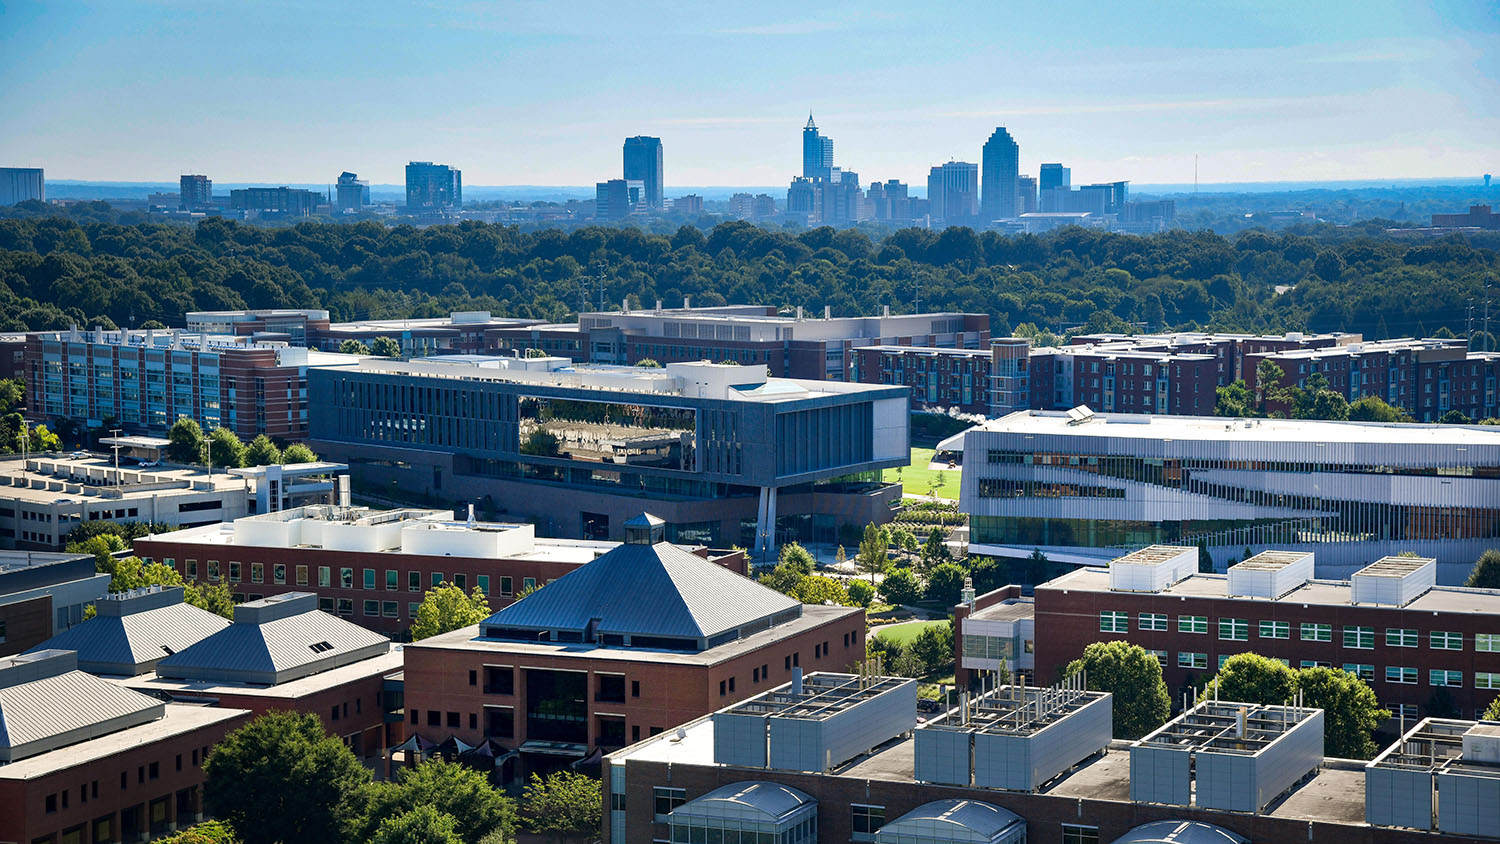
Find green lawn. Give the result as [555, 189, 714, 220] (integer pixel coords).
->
[882, 447, 960, 499]
[871, 619, 947, 646]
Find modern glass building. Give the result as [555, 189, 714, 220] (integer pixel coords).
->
[945, 409, 1500, 581]
[405, 161, 461, 209]
[309, 356, 909, 554]
[623, 136, 664, 209]
[980, 128, 1019, 223]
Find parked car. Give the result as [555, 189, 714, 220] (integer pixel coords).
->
[69, 451, 88, 459]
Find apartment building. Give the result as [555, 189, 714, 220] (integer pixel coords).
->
[183, 308, 543, 358]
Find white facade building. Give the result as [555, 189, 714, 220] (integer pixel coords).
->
[943, 410, 1500, 582]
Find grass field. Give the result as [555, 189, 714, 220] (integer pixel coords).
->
[881, 447, 960, 499]
[871, 619, 947, 645]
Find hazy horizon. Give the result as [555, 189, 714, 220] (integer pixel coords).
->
[3, 1, 1497, 187]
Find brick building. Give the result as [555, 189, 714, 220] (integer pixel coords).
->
[134, 505, 745, 636]
[0, 650, 250, 844]
[118, 592, 404, 761]
[1024, 547, 1500, 721]
[1245, 337, 1500, 422]
[23, 327, 361, 440]
[402, 514, 865, 777]
[604, 670, 1464, 844]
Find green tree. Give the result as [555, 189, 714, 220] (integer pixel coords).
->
[519, 428, 561, 457]
[25, 422, 62, 453]
[186, 580, 237, 619]
[280, 442, 318, 464]
[357, 758, 517, 844]
[204, 711, 371, 844]
[878, 567, 921, 605]
[1066, 641, 1171, 739]
[523, 347, 548, 358]
[1254, 359, 1288, 413]
[520, 771, 601, 844]
[209, 427, 247, 469]
[1466, 549, 1500, 589]
[1289, 373, 1350, 421]
[411, 583, 491, 640]
[109, 556, 185, 593]
[778, 542, 816, 575]
[847, 578, 876, 607]
[371, 336, 403, 358]
[757, 560, 807, 596]
[925, 562, 967, 606]
[338, 339, 372, 355]
[856, 523, 890, 582]
[1484, 695, 1500, 721]
[1347, 395, 1412, 423]
[155, 821, 239, 844]
[1214, 379, 1257, 418]
[1438, 409, 1472, 425]
[68, 533, 126, 573]
[1296, 666, 1389, 759]
[245, 434, 283, 467]
[0, 378, 22, 414]
[1197, 540, 1214, 573]
[911, 622, 955, 676]
[369, 806, 463, 844]
[634, 358, 662, 368]
[791, 574, 851, 606]
[918, 526, 951, 571]
[1200, 653, 1297, 704]
[167, 417, 206, 464]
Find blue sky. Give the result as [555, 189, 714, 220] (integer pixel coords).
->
[2, 0, 1496, 187]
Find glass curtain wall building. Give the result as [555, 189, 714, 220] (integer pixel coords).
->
[944, 409, 1500, 581]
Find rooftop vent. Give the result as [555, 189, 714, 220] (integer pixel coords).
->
[713, 672, 917, 772]
[233, 591, 318, 625]
[1351, 556, 1437, 607]
[1226, 551, 1314, 599]
[623, 512, 666, 545]
[0, 649, 79, 689]
[1108, 545, 1198, 593]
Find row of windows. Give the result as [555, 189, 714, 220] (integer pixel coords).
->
[166, 558, 511, 597]
[1098, 612, 1498, 651]
[44, 746, 210, 815]
[1151, 649, 1494, 688]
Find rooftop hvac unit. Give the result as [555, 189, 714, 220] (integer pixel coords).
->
[1463, 725, 1500, 764]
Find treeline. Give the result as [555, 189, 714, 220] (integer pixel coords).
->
[1, 210, 1496, 343]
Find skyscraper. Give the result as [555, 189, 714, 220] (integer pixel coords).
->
[0, 168, 44, 205]
[179, 174, 211, 210]
[980, 127, 1019, 222]
[1017, 175, 1038, 214]
[1038, 163, 1071, 192]
[802, 114, 833, 180]
[595, 179, 645, 219]
[622, 136, 664, 209]
[335, 172, 369, 212]
[927, 161, 979, 227]
[405, 162, 462, 209]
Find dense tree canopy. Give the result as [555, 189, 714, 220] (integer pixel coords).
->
[1066, 640, 1172, 739]
[0, 214, 1492, 345]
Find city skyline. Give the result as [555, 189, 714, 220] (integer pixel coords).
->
[2, 1, 1496, 187]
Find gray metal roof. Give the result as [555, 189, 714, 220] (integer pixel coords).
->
[155, 593, 389, 686]
[0, 651, 164, 762]
[669, 781, 814, 823]
[28, 588, 230, 676]
[874, 800, 1025, 844]
[1109, 821, 1247, 844]
[481, 541, 798, 643]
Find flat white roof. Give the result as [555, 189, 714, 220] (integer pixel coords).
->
[945, 409, 1500, 448]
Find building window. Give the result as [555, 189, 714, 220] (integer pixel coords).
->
[1343, 626, 1374, 649]
[1179, 615, 1207, 635]
[1259, 621, 1289, 639]
[1139, 613, 1168, 631]
[1178, 652, 1207, 670]
[454, 574, 467, 590]
[1386, 628, 1418, 648]
[477, 575, 489, 595]
[1392, 703, 1418, 721]
[363, 600, 379, 617]
[851, 804, 885, 839]
[1302, 660, 1331, 669]
[1342, 663, 1374, 682]
[1386, 666, 1417, 684]
[500, 576, 513, 596]
[1429, 669, 1462, 687]
[1147, 649, 1168, 665]
[1301, 623, 1332, 642]
[208, 560, 220, 581]
[296, 565, 308, 586]
[1430, 631, 1463, 651]
[1062, 824, 1100, 844]
[484, 666, 514, 695]
[383, 601, 398, 617]
[228, 561, 241, 583]
[340, 568, 353, 588]
[1219, 618, 1248, 641]
[1476, 672, 1500, 690]
[337, 598, 353, 616]
[653, 787, 686, 821]
[432, 572, 444, 588]
[1477, 633, 1500, 652]
[386, 570, 398, 591]
[251, 562, 264, 584]
[409, 571, 421, 592]
[523, 577, 536, 592]
[1099, 611, 1129, 633]
[364, 569, 376, 590]
[319, 566, 331, 587]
